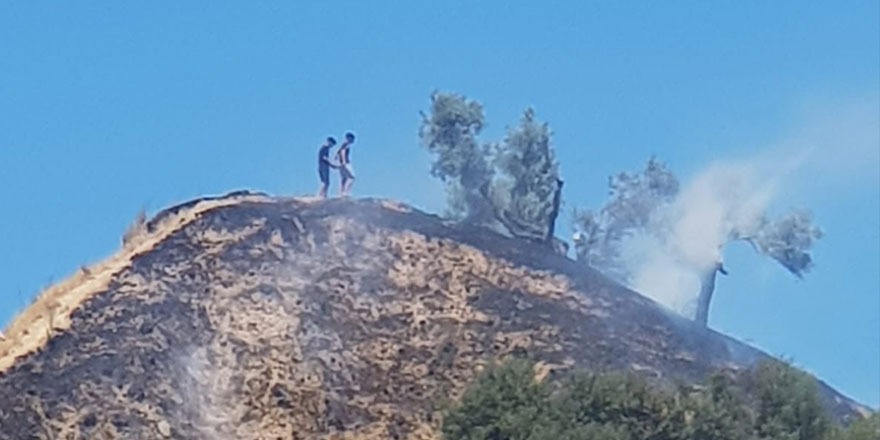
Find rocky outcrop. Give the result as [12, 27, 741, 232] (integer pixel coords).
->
[0, 192, 866, 439]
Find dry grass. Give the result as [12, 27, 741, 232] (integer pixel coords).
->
[0, 195, 867, 437]
[122, 208, 147, 248]
[0, 192, 272, 374]
[379, 199, 413, 213]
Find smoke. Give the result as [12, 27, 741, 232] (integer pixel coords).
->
[620, 92, 879, 317]
[175, 345, 238, 440]
[623, 159, 783, 316]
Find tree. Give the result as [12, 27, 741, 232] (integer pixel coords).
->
[441, 358, 549, 440]
[421, 93, 563, 246]
[553, 372, 686, 440]
[442, 359, 839, 440]
[693, 210, 822, 326]
[420, 92, 496, 226]
[830, 413, 880, 440]
[493, 109, 563, 244]
[747, 360, 831, 440]
[572, 157, 679, 281]
[573, 158, 821, 327]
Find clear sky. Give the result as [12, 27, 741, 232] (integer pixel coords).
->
[1, 2, 878, 407]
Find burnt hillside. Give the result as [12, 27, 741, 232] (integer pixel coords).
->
[0, 191, 867, 439]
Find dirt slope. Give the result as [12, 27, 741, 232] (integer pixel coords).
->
[0, 192, 867, 439]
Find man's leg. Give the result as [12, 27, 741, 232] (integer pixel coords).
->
[340, 166, 354, 197]
[338, 176, 345, 197]
[318, 168, 329, 198]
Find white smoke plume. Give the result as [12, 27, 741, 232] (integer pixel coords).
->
[624, 160, 782, 316]
[619, 92, 878, 317]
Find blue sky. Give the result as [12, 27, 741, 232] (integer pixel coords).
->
[1, 2, 877, 406]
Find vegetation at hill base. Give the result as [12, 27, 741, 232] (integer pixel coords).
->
[442, 358, 876, 440]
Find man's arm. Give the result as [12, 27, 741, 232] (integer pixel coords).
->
[334, 147, 347, 167]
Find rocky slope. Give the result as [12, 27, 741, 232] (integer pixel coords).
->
[0, 192, 867, 439]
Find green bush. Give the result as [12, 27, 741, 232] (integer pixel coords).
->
[442, 359, 860, 440]
[829, 413, 879, 440]
[748, 360, 831, 440]
[441, 358, 548, 440]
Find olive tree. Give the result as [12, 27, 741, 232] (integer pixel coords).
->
[573, 158, 821, 327]
[420, 92, 563, 247]
[419, 92, 496, 226]
[572, 157, 679, 281]
[692, 209, 822, 326]
[493, 108, 563, 244]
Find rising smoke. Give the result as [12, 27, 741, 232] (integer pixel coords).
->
[618, 93, 878, 318]
[623, 160, 783, 316]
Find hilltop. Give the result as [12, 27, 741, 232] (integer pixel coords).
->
[0, 191, 868, 439]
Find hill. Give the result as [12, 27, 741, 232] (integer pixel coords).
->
[0, 191, 868, 439]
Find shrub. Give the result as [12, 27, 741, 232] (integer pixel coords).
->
[442, 359, 840, 440]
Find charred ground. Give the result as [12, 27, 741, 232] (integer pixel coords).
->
[0, 192, 867, 439]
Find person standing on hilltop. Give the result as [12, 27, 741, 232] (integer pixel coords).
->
[317, 136, 338, 199]
[336, 132, 356, 197]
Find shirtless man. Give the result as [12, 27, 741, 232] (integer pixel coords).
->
[335, 132, 356, 197]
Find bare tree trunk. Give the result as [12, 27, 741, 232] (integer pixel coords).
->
[695, 263, 726, 327]
[545, 178, 564, 244]
[492, 178, 565, 248]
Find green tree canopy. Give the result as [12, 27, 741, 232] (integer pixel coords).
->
[419, 91, 495, 225]
[443, 359, 852, 440]
[830, 413, 880, 440]
[494, 109, 563, 243]
[420, 92, 563, 247]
